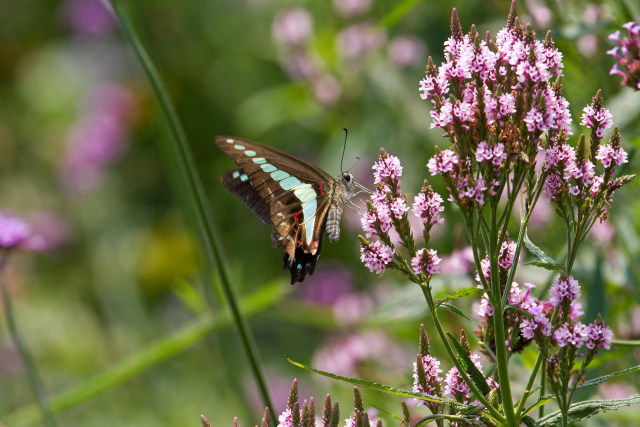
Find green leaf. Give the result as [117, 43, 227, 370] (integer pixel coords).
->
[523, 365, 640, 416]
[535, 395, 640, 426]
[576, 364, 640, 390]
[446, 334, 491, 396]
[438, 303, 470, 320]
[436, 287, 483, 306]
[523, 231, 564, 272]
[285, 357, 469, 410]
[521, 415, 536, 427]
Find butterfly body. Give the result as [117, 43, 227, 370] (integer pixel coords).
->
[215, 136, 356, 283]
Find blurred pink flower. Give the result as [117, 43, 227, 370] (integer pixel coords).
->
[599, 382, 634, 400]
[439, 246, 475, 275]
[282, 52, 317, 80]
[0, 213, 32, 249]
[388, 36, 425, 68]
[63, 0, 116, 37]
[272, 8, 313, 47]
[332, 291, 374, 324]
[312, 331, 407, 377]
[332, 0, 372, 17]
[27, 211, 71, 251]
[312, 74, 342, 105]
[577, 34, 598, 56]
[60, 82, 138, 194]
[297, 267, 353, 305]
[590, 219, 614, 244]
[337, 23, 385, 60]
[524, 0, 551, 28]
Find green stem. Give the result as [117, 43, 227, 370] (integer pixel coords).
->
[107, 1, 275, 421]
[488, 201, 517, 426]
[418, 285, 506, 423]
[0, 261, 57, 427]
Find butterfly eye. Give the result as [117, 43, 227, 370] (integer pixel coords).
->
[342, 172, 351, 182]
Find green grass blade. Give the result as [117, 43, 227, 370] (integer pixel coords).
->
[2, 282, 285, 426]
[106, 0, 274, 418]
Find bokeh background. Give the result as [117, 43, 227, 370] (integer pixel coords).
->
[1, 0, 640, 425]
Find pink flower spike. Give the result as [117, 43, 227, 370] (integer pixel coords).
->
[360, 240, 394, 275]
[411, 248, 441, 276]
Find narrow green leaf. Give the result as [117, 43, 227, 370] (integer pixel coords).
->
[107, 0, 275, 420]
[438, 303, 470, 320]
[368, 405, 402, 421]
[445, 334, 491, 395]
[285, 357, 468, 409]
[535, 395, 640, 426]
[436, 287, 483, 306]
[576, 364, 640, 390]
[378, 0, 423, 29]
[521, 415, 536, 427]
[523, 364, 640, 416]
[523, 232, 564, 272]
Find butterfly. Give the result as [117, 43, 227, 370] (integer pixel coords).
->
[215, 136, 366, 283]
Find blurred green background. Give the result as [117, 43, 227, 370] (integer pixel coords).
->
[1, 0, 640, 425]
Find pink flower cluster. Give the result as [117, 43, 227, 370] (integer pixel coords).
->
[548, 276, 581, 307]
[412, 188, 444, 226]
[420, 11, 570, 138]
[413, 354, 442, 396]
[411, 248, 441, 276]
[360, 240, 394, 275]
[360, 150, 443, 281]
[542, 91, 629, 205]
[581, 105, 613, 139]
[607, 22, 640, 90]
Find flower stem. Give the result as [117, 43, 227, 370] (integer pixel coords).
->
[0, 269, 57, 427]
[487, 201, 517, 426]
[418, 284, 506, 423]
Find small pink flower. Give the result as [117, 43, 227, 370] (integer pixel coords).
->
[549, 276, 582, 307]
[360, 241, 394, 275]
[411, 248, 441, 276]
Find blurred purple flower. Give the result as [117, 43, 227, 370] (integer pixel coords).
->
[27, 212, 71, 251]
[312, 331, 406, 377]
[577, 34, 598, 56]
[590, 219, 614, 244]
[524, 0, 551, 28]
[272, 8, 313, 47]
[387, 36, 425, 68]
[332, 0, 372, 17]
[282, 52, 317, 80]
[63, 0, 116, 37]
[332, 291, 375, 325]
[439, 247, 475, 275]
[0, 213, 32, 249]
[312, 74, 342, 105]
[337, 23, 385, 60]
[60, 82, 138, 194]
[297, 267, 353, 305]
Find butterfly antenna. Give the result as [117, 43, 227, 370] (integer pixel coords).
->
[340, 128, 348, 173]
[346, 156, 361, 173]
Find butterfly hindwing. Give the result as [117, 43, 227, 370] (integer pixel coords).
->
[221, 168, 273, 225]
[215, 136, 336, 283]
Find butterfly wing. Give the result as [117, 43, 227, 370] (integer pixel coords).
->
[215, 136, 335, 283]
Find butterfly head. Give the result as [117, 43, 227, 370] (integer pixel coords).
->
[341, 172, 356, 194]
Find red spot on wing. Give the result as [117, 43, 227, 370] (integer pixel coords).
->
[293, 211, 302, 223]
[318, 183, 324, 195]
[312, 241, 318, 249]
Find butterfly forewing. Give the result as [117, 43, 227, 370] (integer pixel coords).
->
[215, 136, 337, 283]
